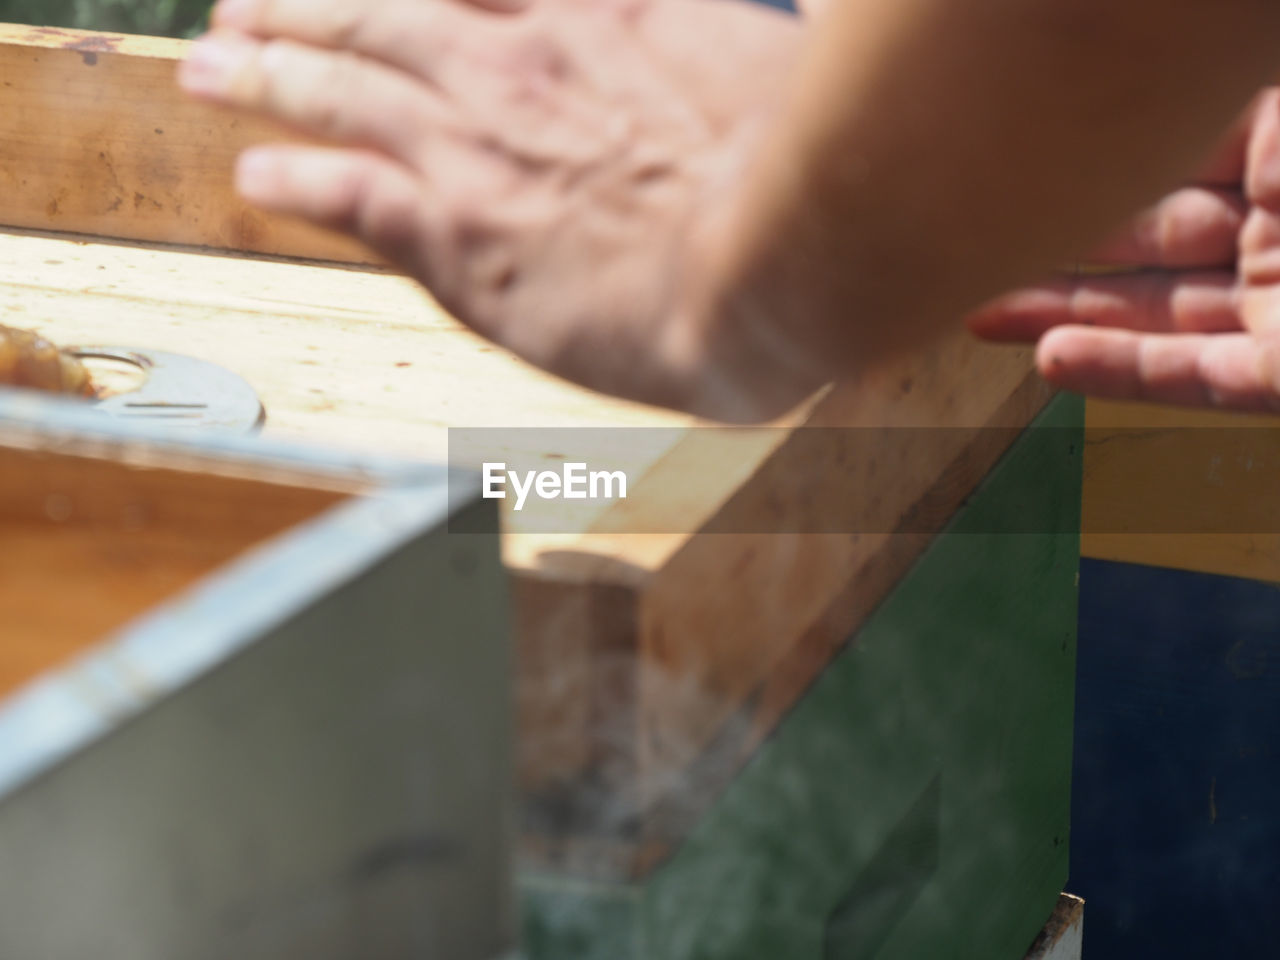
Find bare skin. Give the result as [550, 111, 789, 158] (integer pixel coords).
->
[181, 0, 1280, 421]
[972, 89, 1280, 412]
[182, 0, 806, 420]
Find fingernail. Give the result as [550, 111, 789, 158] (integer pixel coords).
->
[212, 0, 259, 28]
[179, 36, 254, 97]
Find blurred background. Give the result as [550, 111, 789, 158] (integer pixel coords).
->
[0, 0, 210, 37]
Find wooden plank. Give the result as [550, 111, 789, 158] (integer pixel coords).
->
[1081, 398, 1280, 584]
[519, 405, 1081, 957]
[511, 357, 1052, 825]
[0, 223, 1052, 871]
[524, 391, 1075, 882]
[1025, 895, 1083, 960]
[1, 219, 1051, 876]
[0, 228, 691, 457]
[0, 24, 374, 263]
[632, 366, 1053, 813]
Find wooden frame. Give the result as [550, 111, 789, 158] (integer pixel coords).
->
[520, 395, 1083, 959]
[0, 389, 512, 959]
[0, 24, 372, 262]
[0, 23, 1060, 879]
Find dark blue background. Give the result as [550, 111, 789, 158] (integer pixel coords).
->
[1072, 559, 1280, 955]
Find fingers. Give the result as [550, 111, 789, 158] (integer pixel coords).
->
[968, 272, 1241, 341]
[236, 145, 445, 273]
[1088, 186, 1246, 269]
[179, 31, 446, 165]
[1036, 328, 1280, 412]
[1245, 89, 1280, 208]
[1240, 206, 1280, 304]
[209, 0, 499, 79]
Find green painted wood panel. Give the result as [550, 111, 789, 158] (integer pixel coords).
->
[524, 393, 1084, 960]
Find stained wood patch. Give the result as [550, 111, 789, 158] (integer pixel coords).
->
[0, 24, 375, 263]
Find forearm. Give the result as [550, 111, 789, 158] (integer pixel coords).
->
[702, 0, 1280, 398]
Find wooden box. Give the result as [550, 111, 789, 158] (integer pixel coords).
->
[521, 395, 1083, 959]
[0, 21, 1083, 958]
[0, 391, 513, 960]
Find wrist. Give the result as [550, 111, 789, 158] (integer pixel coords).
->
[662, 186, 833, 424]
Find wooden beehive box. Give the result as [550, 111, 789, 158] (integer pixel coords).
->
[1, 22, 1083, 958]
[0, 390, 512, 960]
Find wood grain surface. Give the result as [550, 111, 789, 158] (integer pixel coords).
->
[0, 225, 1051, 874]
[0, 439, 348, 698]
[0, 23, 372, 262]
[0, 27, 1060, 878]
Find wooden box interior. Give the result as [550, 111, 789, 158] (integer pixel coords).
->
[0, 437, 359, 698]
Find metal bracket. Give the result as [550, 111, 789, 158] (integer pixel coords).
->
[70, 347, 266, 433]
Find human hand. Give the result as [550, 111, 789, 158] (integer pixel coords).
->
[178, 0, 813, 421]
[969, 89, 1280, 413]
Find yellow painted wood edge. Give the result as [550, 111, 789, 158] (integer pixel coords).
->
[0, 22, 187, 58]
[1081, 398, 1280, 584]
